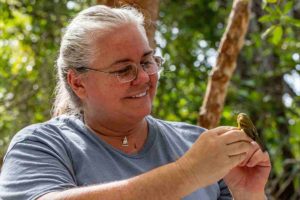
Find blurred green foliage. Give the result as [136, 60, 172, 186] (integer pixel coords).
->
[0, 0, 299, 198]
[0, 0, 95, 161]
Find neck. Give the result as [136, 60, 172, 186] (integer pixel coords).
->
[83, 114, 149, 154]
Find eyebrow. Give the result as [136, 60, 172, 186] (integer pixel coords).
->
[110, 50, 154, 66]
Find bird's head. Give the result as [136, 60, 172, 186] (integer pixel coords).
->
[237, 113, 254, 129]
[237, 113, 250, 122]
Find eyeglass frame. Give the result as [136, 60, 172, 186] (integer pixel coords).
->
[75, 54, 164, 83]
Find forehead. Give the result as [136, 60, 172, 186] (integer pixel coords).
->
[89, 24, 150, 67]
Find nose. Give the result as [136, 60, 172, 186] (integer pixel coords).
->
[131, 66, 150, 85]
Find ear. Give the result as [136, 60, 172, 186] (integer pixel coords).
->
[67, 69, 87, 100]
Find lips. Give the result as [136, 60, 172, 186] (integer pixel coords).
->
[125, 85, 151, 99]
[131, 91, 147, 98]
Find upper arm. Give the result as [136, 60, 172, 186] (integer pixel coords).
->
[0, 139, 76, 200]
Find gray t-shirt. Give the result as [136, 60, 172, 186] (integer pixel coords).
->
[0, 115, 231, 200]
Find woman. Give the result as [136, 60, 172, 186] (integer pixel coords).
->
[0, 5, 270, 200]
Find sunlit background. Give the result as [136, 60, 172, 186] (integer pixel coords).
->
[1, 0, 299, 199]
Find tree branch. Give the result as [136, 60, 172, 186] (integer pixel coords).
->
[97, 0, 160, 48]
[198, 0, 251, 129]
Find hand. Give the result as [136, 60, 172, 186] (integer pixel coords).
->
[224, 141, 271, 198]
[175, 126, 253, 188]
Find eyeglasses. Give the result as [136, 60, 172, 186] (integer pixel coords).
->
[76, 55, 163, 83]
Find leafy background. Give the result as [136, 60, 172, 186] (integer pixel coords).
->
[1, 0, 299, 198]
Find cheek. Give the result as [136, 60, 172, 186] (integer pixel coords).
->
[153, 73, 159, 85]
[85, 77, 119, 99]
[149, 75, 158, 95]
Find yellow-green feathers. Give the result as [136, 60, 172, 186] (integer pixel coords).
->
[237, 113, 267, 152]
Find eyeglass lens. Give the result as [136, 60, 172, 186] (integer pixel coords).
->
[117, 56, 162, 83]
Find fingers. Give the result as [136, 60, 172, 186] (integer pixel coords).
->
[226, 141, 252, 156]
[238, 141, 260, 166]
[246, 147, 271, 167]
[207, 126, 239, 136]
[220, 129, 252, 144]
[228, 152, 248, 167]
[238, 141, 271, 167]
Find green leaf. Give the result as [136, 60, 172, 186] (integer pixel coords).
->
[271, 25, 283, 45]
[259, 14, 277, 23]
[261, 25, 276, 39]
[283, 2, 293, 15]
[274, 5, 283, 15]
[264, 6, 275, 14]
[262, 0, 268, 9]
[267, 0, 277, 3]
[283, 16, 300, 28]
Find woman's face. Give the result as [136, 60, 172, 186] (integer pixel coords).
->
[77, 24, 158, 124]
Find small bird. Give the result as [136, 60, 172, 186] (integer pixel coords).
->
[237, 113, 267, 152]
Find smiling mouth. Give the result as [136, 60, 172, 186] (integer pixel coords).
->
[130, 91, 147, 98]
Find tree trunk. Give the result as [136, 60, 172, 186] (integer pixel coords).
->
[198, 0, 251, 129]
[97, 0, 159, 49]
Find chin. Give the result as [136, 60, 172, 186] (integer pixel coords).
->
[130, 106, 152, 121]
[138, 107, 152, 117]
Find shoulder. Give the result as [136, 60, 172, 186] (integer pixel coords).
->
[8, 115, 79, 141]
[0, 116, 79, 200]
[5, 115, 84, 158]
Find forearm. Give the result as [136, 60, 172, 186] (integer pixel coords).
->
[39, 162, 199, 200]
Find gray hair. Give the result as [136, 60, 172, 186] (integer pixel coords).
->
[52, 5, 145, 117]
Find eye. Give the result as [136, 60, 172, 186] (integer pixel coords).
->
[110, 65, 133, 76]
[141, 59, 155, 68]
